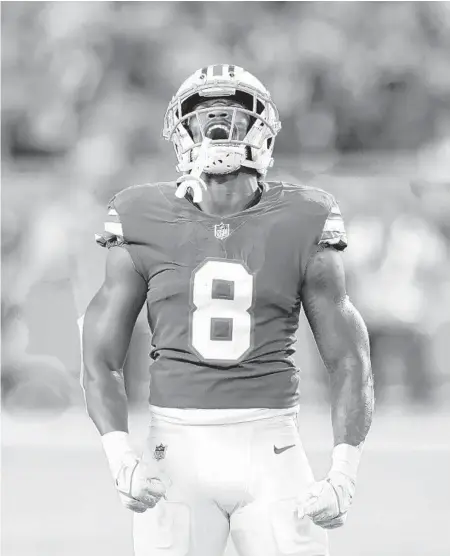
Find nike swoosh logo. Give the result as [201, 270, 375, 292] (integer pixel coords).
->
[274, 444, 296, 455]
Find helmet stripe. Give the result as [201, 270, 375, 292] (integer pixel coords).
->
[212, 64, 223, 77]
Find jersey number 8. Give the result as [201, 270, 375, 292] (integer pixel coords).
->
[191, 260, 254, 361]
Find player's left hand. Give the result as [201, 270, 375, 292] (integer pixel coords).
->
[296, 470, 355, 529]
[297, 443, 361, 530]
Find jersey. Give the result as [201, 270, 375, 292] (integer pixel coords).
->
[96, 181, 347, 409]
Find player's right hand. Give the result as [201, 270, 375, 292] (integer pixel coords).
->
[101, 431, 166, 513]
[115, 453, 166, 513]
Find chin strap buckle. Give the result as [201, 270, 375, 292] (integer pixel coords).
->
[175, 174, 207, 203]
[175, 138, 211, 203]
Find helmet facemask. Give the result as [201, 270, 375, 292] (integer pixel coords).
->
[164, 81, 281, 177]
[182, 100, 255, 175]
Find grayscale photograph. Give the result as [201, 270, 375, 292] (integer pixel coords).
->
[2, 2, 450, 556]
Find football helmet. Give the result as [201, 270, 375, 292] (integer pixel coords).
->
[163, 64, 281, 177]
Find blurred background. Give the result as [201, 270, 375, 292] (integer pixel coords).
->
[2, 2, 450, 556]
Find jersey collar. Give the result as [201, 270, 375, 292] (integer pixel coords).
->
[159, 180, 283, 221]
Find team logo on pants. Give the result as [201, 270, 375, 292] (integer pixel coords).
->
[153, 443, 167, 460]
[214, 222, 230, 240]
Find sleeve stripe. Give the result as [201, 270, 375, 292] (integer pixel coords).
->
[104, 222, 123, 236]
[319, 203, 347, 249]
[330, 205, 342, 216]
[319, 233, 347, 246]
[320, 230, 347, 241]
[323, 217, 345, 233]
[105, 213, 121, 224]
[324, 212, 343, 222]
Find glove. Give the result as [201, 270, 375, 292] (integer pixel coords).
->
[297, 444, 361, 530]
[102, 431, 166, 513]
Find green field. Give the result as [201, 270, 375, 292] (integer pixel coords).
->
[2, 408, 450, 556]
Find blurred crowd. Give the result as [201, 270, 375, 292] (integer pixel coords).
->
[1, 1, 450, 413]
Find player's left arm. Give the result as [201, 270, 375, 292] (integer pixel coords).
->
[299, 245, 374, 528]
[302, 245, 373, 449]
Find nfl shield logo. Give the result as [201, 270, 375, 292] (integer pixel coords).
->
[214, 222, 230, 240]
[153, 443, 167, 461]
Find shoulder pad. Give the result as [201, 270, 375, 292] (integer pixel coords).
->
[94, 182, 176, 248]
[112, 182, 161, 208]
[281, 182, 347, 250]
[282, 182, 337, 210]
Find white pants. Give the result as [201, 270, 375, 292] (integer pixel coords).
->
[133, 413, 329, 556]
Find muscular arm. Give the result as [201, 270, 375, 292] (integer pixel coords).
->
[301, 247, 374, 447]
[82, 247, 147, 435]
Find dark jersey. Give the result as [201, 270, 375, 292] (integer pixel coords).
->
[96, 181, 347, 409]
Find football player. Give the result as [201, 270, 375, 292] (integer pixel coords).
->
[81, 64, 374, 556]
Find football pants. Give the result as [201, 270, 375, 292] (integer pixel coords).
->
[133, 413, 329, 556]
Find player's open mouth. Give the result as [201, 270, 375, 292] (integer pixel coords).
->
[205, 123, 233, 140]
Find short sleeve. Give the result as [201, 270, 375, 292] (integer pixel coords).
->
[95, 199, 126, 249]
[318, 199, 347, 251]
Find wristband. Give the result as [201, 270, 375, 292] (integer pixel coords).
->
[331, 443, 362, 481]
[101, 431, 136, 478]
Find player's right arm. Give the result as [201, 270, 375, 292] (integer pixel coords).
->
[82, 245, 147, 435]
[82, 246, 165, 512]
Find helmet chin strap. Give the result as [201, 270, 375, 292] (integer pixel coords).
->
[175, 138, 211, 203]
